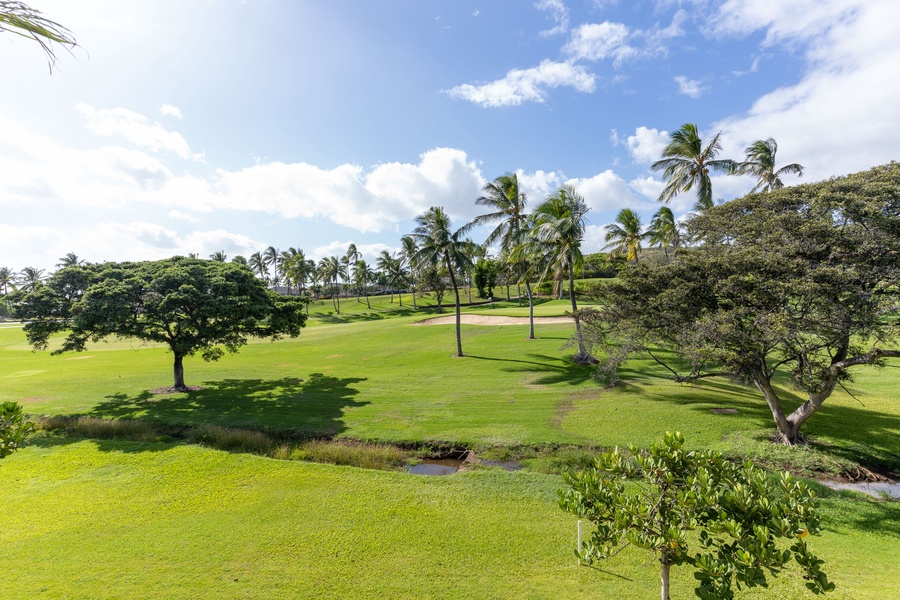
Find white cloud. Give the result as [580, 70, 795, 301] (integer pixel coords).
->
[565, 170, 643, 213]
[77, 103, 202, 161]
[628, 176, 664, 201]
[445, 60, 596, 107]
[626, 126, 669, 164]
[711, 0, 900, 180]
[563, 22, 636, 65]
[674, 75, 704, 98]
[536, 0, 570, 37]
[516, 169, 565, 203]
[160, 104, 183, 119]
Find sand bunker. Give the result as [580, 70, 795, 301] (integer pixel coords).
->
[412, 314, 572, 326]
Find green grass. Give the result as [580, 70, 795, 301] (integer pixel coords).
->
[3, 311, 900, 597]
[1, 439, 897, 599]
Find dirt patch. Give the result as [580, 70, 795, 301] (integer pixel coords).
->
[64, 355, 95, 360]
[412, 315, 572, 326]
[551, 397, 576, 430]
[149, 386, 203, 394]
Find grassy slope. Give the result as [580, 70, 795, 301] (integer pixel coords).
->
[1, 440, 897, 599]
[2, 303, 899, 598]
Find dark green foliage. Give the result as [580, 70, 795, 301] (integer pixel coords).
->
[473, 258, 499, 299]
[11, 257, 307, 389]
[590, 163, 900, 443]
[0, 401, 33, 458]
[560, 432, 834, 599]
[581, 252, 623, 278]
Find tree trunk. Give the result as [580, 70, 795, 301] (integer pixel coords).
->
[569, 262, 591, 364]
[446, 254, 463, 358]
[751, 373, 839, 445]
[173, 352, 188, 392]
[525, 280, 535, 340]
[660, 551, 671, 600]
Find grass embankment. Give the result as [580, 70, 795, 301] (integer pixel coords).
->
[2, 306, 899, 597]
[1, 440, 897, 599]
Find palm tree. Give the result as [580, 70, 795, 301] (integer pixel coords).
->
[263, 246, 280, 288]
[376, 250, 395, 302]
[647, 206, 682, 261]
[318, 256, 344, 314]
[471, 173, 537, 338]
[651, 123, 736, 210]
[0, 1, 77, 72]
[532, 186, 593, 364]
[400, 235, 419, 309]
[56, 252, 84, 268]
[735, 138, 804, 193]
[345, 243, 361, 300]
[231, 255, 248, 267]
[353, 259, 375, 309]
[17, 266, 45, 291]
[208, 250, 227, 262]
[604, 208, 648, 264]
[249, 252, 269, 281]
[0, 266, 16, 295]
[409, 207, 472, 357]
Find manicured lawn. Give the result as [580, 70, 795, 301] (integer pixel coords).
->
[1, 439, 897, 599]
[3, 311, 899, 598]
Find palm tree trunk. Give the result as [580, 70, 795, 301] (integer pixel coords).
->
[446, 254, 463, 358]
[569, 261, 590, 364]
[525, 280, 535, 340]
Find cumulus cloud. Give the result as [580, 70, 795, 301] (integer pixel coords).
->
[159, 104, 183, 119]
[78, 103, 202, 161]
[311, 241, 395, 262]
[536, 0, 570, 37]
[626, 126, 669, 165]
[564, 22, 636, 64]
[711, 0, 900, 180]
[445, 60, 596, 107]
[674, 75, 704, 98]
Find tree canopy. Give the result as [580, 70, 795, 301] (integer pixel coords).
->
[588, 162, 900, 444]
[12, 257, 307, 391]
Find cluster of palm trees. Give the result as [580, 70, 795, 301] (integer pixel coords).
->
[603, 124, 804, 264]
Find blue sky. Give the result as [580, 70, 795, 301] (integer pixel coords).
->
[2, 0, 898, 272]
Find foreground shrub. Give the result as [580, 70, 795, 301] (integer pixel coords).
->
[1, 402, 34, 458]
[560, 432, 834, 599]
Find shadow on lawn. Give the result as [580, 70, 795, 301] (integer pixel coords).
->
[89, 373, 368, 436]
[620, 373, 900, 472]
[311, 306, 435, 324]
[467, 353, 597, 386]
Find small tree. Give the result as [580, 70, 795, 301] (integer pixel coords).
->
[0, 401, 34, 459]
[12, 257, 307, 391]
[560, 432, 833, 600]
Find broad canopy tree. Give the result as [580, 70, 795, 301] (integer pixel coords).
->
[589, 163, 900, 445]
[12, 257, 307, 391]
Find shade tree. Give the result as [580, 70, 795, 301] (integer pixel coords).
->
[11, 257, 306, 392]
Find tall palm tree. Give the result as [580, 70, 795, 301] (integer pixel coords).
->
[376, 250, 395, 302]
[471, 173, 537, 338]
[735, 138, 804, 193]
[604, 208, 648, 263]
[17, 266, 45, 292]
[0, 1, 77, 72]
[352, 259, 375, 309]
[56, 252, 84, 268]
[345, 243, 361, 300]
[400, 235, 419, 309]
[208, 250, 227, 262]
[651, 123, 736, 210]
[0, 266, 16, 295]
[409, 206, 472, 357]
[263, 246, 280, 288]
[647, 206, 682, 261]
[249, 252, 268, 281]
[532, 185, 593, 364]
[319, 256, 345, 314]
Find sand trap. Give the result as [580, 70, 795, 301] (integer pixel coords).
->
[412, 314, 572, 326]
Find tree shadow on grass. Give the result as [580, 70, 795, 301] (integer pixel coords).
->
[467, 353, 597, 386]
[88, 373, 368, 436]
